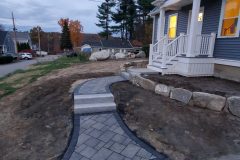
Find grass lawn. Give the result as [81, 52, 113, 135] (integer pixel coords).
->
[0, 55, 88, 99]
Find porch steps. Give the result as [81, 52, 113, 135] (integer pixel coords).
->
[74, 93, 116, 114]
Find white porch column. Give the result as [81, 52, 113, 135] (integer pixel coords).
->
[186, 0, 201, 57]
[157, 8, 166, 41]
[151, 16, 156, 44]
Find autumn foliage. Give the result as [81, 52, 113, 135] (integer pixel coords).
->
[58, 18, 83, 48]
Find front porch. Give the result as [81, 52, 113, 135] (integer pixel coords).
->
[148, 0, 217, 77]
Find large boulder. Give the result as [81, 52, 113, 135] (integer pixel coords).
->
[127, 52, 136, 59]
[89, 50, 110, 61]
[192, 92, 226, 111]
[131, 75, 156, 91]
[227, 96, 240, 117]
[155, 84, 174, 97]
[135, 51, 146, 58]
[170, 88, 192, 104]
[115, 52, 126, 59]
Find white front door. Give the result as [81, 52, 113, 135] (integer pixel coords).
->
[187, 7, 204, 34]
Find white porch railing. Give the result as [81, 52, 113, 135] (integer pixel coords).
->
[195, 33, 216, 57]
[149, 32, 216, 69]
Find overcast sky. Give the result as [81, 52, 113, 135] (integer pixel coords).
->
[0, 0, 102, 33]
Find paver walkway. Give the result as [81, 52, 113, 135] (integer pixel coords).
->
[63, 76, 167, 160]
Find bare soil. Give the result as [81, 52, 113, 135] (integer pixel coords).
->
[0, 60, 132, 160]
[111, 82, 240, 160]
[143, 74, 240, 97]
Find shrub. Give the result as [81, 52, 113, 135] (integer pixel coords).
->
[142, 45, 150, 58]
[0, 56, 14, 64]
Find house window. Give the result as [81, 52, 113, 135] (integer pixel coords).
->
[168, 14, 178, 39]
[219, 0, 240, 37]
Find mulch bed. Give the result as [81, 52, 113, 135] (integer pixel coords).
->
[111, 81, 240, 160]
[142, 74, 240, 97]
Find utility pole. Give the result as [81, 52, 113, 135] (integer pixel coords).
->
[37, 26, 41, 57]
[12, 12, 18, 54]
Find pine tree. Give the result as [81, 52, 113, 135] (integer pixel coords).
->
[112, 0, 137, 40]
[60, 20, 72, 50]
[127, 0, 137, 40]
[96, 0, 115, 40]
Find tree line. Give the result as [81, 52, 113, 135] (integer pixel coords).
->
[96, 0, 154, 44]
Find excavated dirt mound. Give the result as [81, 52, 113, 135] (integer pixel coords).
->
[143, 74, 240, 97]
[0, 59, 135, 160]
[111, 81, 240, 160]
[0, 72, 114, 160]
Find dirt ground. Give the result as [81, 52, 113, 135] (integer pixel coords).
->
[0, 60, 132, 160]
[143, 74, 240, 97]
[111, 82, 240, 160]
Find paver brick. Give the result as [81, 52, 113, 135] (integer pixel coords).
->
[84, 137, 100, 148]
[121, 144, 141, 158]
[91, 148, 113, 160]
[107, 152, 125, 160]
[89, 129, 102, 138]
[79, 146, 97, 158]
[110, 142, 125, 153]
[137, 148, 152, 159]
[98, 130, 115, 142]
[77, 133, 90, 146]
[112, 134, 127, 144]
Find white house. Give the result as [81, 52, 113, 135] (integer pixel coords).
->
[148, 0, 240, 81]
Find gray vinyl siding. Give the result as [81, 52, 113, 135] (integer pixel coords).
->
[162, 0, 240, 60]
[201, 0, 240, 60]
[164, 9, 189, 36]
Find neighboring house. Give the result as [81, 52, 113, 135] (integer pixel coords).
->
[80, 33, 134, 53]
[148, 0, 240, 81]
[80, 33, 102, 53]
[0, 31, 16, 54]
[10, 31, 32, 49]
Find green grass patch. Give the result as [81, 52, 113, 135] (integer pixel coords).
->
[0, 55, 88, 99]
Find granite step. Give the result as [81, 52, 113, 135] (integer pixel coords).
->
[74, 93, 114, 105]
[74, 102, 116, 114]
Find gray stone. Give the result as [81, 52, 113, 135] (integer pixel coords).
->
[227, 96, 240, 118]
[192, 92, 226, 111]
[135, 51, 146, 58]
[155, 84, 174, 97]
[89, 50, 110, 61]
[170, 88, 193, 104]
[131, 76, 157, 91]
[115, 52, 126, 59]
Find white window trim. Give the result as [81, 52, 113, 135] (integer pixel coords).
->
[217, 0, 240, 38]
[167, 13, 178, 39]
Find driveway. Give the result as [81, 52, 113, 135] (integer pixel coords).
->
[0, 55, 60, 78]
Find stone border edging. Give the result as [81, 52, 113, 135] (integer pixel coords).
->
[129, 74, 240, 118]
[61, 114, 80, 160]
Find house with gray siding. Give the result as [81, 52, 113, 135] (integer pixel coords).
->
[148, 0, 240, 81]
[0, 31, 16, 55]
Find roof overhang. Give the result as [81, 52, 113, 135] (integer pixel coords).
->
[150, 0, 193, 14]
[163, 0, 193, 10]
